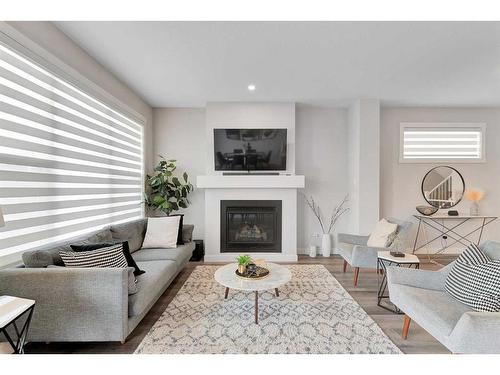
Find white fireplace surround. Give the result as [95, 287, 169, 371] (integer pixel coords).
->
[197, 175, 305, 262]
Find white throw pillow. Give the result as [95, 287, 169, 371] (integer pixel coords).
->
[367, 219, 398, 248]
[142, 216, 181, 249]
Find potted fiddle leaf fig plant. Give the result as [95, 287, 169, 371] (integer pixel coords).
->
[236, 254, 252, 274]
[144, 156, 193, 216]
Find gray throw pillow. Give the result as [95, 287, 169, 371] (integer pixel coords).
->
[84, 228, 113, 243]
[22, 250, 53, 268]
[445, 243, 500, 312]
[110, 219, 146, 253]
[182, 224, 195, 243]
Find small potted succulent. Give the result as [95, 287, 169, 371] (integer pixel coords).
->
[236, 254, 252, 274]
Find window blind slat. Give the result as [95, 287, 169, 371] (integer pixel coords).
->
[0, 41, 144, 262]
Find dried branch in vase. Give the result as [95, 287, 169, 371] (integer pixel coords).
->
[301, 193, 349, 234]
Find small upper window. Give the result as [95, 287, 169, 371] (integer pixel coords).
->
[400, 123, 486, 163]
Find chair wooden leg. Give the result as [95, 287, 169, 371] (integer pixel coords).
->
[343, 260, 348, 273]
[353, 267, 360, 286]
[402, 315, 411, 339]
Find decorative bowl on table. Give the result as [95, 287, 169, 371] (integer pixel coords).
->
[235, 263, 270, 280]
[416, 205, 438, 216]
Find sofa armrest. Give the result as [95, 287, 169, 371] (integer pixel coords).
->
[0, 267, 129, 342]
[337, 233, 369, 246]
[448, 311, 500, 353]
[386, 262, 453, 291]
[350, 245, 383, 268]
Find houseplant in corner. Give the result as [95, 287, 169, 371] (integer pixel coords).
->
[144, 156, 194, 216]
[302, 194, 349, 257]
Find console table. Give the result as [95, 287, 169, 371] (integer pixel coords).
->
[412, 215, 498, 256]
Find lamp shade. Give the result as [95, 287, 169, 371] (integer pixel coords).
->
[0, 206, 4, 227]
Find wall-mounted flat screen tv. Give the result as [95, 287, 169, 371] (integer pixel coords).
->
[214, 128, 287, 171]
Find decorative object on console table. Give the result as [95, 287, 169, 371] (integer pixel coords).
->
[144, 156, 193, 216]
[464, 188, 485, 216]
[421, 166, 465, 210]
[415, 205, 438, 216]
[189, 239, 204, 262]
[301, 193, 349, 257]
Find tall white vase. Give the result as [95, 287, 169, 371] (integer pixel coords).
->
[321, 233, 331, 257]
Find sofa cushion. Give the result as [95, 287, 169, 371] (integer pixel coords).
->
[71, 241, 145, 276]
[390, 284, 472, 337]
[367, 218, 398, 247]
[132, 242, 195, 267]
[60, 244, 128, 268]
[182, 224, 194, 243]
[21, 228, 113, 267]
[142, 217, 181, 249]
[84, 228, 113, 243]
[110, 219, 146, 253]
[22, 250, 53, 268]
[445, 243, 500, 312]
[128, 260, 178, 317]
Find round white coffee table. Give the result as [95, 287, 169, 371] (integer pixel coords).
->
[214, 263, 292, 324]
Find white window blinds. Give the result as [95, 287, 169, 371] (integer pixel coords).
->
[400, 123, 485, 162]
[0, 41, 144, 260]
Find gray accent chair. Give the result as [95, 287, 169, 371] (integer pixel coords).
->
[0, 219, 195, 343]
[387, 240, 500, 354]
[336, 218, 413, 286]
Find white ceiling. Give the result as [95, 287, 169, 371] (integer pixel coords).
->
[54, 21, 500, 108]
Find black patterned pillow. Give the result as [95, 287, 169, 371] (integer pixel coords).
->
[60, 244, 128, 269]
[445, 243, 500, 312]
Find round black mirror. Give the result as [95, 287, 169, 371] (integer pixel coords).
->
[421, 166, 465, 209]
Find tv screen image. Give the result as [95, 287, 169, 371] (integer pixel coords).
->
[214, 128, 287, 171]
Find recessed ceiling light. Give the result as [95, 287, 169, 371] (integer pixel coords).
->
[247, 84, 256, 91]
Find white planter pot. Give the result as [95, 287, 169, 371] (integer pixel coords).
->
[321, 233, 331, 257]
[309, 245, 317, 258]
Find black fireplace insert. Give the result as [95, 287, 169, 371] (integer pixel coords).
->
[220, 200, 282, 253]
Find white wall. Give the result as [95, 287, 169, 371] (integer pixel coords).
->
[153, 108, 206, 239]
[154, 105, 351, 250]
[205, 102, 296, 174]
[3, 21, 154, 171]
[295, 105, 349, 252]
[348, 99, 380, 235]
[380, 107, 500, 253]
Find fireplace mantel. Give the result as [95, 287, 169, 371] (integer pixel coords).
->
[196, 175, 305, 189]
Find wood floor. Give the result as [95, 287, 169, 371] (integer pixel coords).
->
[25, 255, 452, 354]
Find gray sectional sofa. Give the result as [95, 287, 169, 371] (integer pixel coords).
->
[0, 219, 195, 343]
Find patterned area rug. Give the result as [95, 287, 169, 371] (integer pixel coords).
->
[135, 265, 401, 354]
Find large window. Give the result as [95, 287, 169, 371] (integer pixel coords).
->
[400, 123, 486, 163]
[0, 40, 144, 263]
